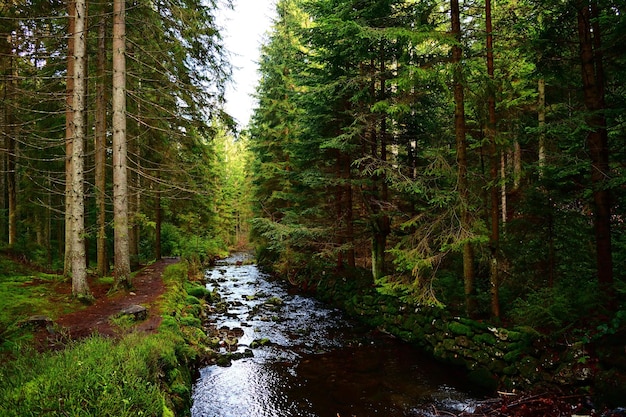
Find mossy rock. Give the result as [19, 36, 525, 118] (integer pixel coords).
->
[447, 321, 473, 337]
[265, 296, 283, 306]
[455, 336, 473, 349]
[503, 349, 523, 363]
[119, 304, 148, 321]
[516, 356, 540, 382]
[505, 329, 523, 342]
[473, 332, 497, 346]
[432, 344, 449, 360]
[250, 338, 271, 348]
[215, 355, 232, 367]
[432, 319, 446, 331]
[466, 348, 491, 365]
[489, 359, 507, 374]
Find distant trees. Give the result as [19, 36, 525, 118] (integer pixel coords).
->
[0, 0, 235, 290]
[250, 0, 625, 325]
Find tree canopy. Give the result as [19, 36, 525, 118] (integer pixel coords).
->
[249, 0, 626, 328]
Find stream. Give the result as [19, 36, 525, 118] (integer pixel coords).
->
[191, 253, 481, 417]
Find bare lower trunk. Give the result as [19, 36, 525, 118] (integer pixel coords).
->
[113, 0, 131, 287]
[486, 0, 500, 319]
[95, 16, 108, 276]
[451, 0, 475, 316]
[538, 78, 546, 177]
[64, 0, 76, 278]
[70, 0, 90, 297]
[577, 0, 613, 295]
[155, 187, 162, 260]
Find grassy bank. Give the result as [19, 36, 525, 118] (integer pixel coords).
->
[0, 259, 211, 417]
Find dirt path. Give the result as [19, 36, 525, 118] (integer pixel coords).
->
[51, 257, 179, 340]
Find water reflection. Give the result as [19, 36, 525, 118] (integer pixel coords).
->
[191, 255, 478, 417]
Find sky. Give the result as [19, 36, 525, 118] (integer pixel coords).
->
[218, 0, 277, 127]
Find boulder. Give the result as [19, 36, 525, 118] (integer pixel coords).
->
[119, 304, 148, 321]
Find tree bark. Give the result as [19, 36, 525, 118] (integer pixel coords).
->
[113, 0, 132, 287]
[155, 185, 162, 260]
[486, 0, 500, 319]
[538, 78, 546, 177]
[64, 0, 76, 278]
[128, 136, 140, 270]
[2, 26, 18, 247]
[6, 57, 17, 247]
[451, 0, 476, 316]
[576, 0, 613, 293]
[95, 15, 108, 276]
[69, 0, 90, 297]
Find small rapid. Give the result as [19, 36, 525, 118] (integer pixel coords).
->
[191, 254, 479, 417]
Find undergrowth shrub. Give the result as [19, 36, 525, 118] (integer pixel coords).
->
[509, 282, 603, 332]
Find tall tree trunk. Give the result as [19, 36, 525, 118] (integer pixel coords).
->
[69, 0, 90, 297]
[576, 0, 613, 294]
[0, 2, 9, 243]
[371, 46, 390, 282]
[335, 152, 344, 269]
[95, 15, 108, 276]
[155, 185, 162, 260]
[501, 152, 507, 223]
[113, 0, 131, 287]
[6, 55, 17, 247]
[451, 0, 475, 316]
[128, 138, 140, 269]
[344, 156, 355, 268]
[538, 78, 546, 177]
[64, 0, 76, 278]
[486, 0, 500, 319]
[2, 26, 18, 247]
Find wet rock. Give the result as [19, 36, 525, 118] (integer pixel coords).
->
[250, 338, 272, 348]
[216, 355, 232, 367]
[231, 327, 245, 337]
[265, 296, 283, 306]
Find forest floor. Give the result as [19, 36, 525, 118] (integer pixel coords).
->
[33, 257, 179, 348]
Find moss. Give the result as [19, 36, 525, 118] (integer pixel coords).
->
[447, 321, 473, 337]
[503, 349, 523, 363]
[473, 332, 497, 346]
[186, 286, 212, 301]
[179, 316, 202, 328]
[185, 295, 201, 305]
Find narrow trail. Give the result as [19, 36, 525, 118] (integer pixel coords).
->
[38, 257, 178, 344]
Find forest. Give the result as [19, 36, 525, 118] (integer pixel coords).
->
[1, 0, 626, 400]
[249, 0, 626, 331]
[1, 0, 251, 296]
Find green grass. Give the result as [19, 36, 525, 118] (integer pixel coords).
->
[0, 257, 204, 417]
[0, 270, 78, 352]
[0, 335, 167, 416]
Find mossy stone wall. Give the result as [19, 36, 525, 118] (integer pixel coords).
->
[316, 277, 598, 392]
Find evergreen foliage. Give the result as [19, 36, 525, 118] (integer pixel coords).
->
[0, 0, 244, 271]
[249, 0, 626, 332]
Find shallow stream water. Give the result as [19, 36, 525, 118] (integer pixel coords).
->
[191, 254, 481, 417]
